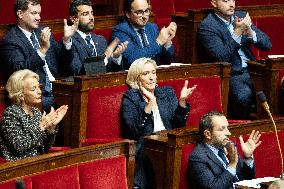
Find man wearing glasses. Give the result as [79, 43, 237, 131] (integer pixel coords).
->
[111, 0, 177, 70]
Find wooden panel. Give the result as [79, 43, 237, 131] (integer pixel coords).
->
[144, 117, 284, 189]
[52, 63, 231, 148]
[0, 140, 136, 189]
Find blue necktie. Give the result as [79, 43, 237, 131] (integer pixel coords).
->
[218, 148, 229, 166]
[30, 32, 51, 93]
[85, 35, 95, 55]
[138, 29, 148, 47]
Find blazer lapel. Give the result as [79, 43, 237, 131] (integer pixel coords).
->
[15, 27, 35, 54]
[203, 143, 226, 170]
[74, 32, 93, 56]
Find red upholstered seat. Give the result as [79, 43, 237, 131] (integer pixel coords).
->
[78, 156, 128, 189]
[84, 85, 128, 145]
[95, 29, 112, 43]
[256, 16, 284, 59]
[40, 0, 69, 20]
[0, 0, 16, 24]
[179, 144, 196, 189]
[150, 0, 175, 18]
[159, 76, 223, 127]
[31, 166, 80, 189]
[271, 0, 284, 4]
[237, 0, 270, 6]
[234, 131, 284, 177]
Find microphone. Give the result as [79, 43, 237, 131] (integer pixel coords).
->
[257, 91, 284, 179]
[15, 179, 25, 189]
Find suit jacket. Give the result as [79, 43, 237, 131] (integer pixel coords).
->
[121, 86, 190, 160]
[0, 104, 57, 161]
[188, 142, 255, 189]
[112, 20, 174, 70]
[0, 25, 67, 88]
[62, 31, 120, 76]
[198, 11, 272, 73]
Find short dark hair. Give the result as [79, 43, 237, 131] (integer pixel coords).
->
[69, 0, 92, 16]
[199, 111, 224, 141]
[14, 0, 40, 18]
[123, 0, 135, 13]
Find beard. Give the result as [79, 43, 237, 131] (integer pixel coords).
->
[78, 21, 94, 33]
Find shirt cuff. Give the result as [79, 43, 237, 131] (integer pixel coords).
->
[251, 31, 257, 43]
[37, 49, 46, 61]
[232, 33, 242, 44]
[164, 41, 172, 49]
[112, 55, 122, 65]
[226, 166, 237, 176]
[104, 56, 108, 66]
[244, 155, 254, 168]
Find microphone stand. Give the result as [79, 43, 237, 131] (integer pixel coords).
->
[260, 96, 284, 180]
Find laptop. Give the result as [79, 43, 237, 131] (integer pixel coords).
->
[83, 55, 106, 76]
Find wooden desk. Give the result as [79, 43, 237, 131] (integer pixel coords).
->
[248, 58, 284, 116]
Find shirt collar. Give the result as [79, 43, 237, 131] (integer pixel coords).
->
[206, 143, 220, 155]
[215, 13, 234, 26]
[18, 26, 33, 39]
[77, 29, 90, 39]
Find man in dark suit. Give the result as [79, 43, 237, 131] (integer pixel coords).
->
[198, 0, 272, 119]
[65, 0, 128, 76]
[0, 0, 77, 111]
[111, 0, 177, 70]
[188, 111, 262, 189]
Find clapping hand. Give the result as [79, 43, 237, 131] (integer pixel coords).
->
[240, 130, 262, 158]
[139, 82, 157, 114]
[40, 105, 68, 133]
[179, 80, 197, 108]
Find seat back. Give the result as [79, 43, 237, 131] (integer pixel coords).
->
[174, 0, 211, 12]
[159, 76, 223, 127]
[86, 85, 128, 140]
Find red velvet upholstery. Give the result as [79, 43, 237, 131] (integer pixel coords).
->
[78, 156, 128, 189]
[179, 144, 196, 189]
[174, 0, 211, 12]
[0, 102, 6, 121]
[159, 76, 223, 127]
[155, 17, 172, 30]
[40, 0, 69, 20]
[271, 0, 284, 4]
[256, 16, 284, 59]
[94, 29, 112, 43]
[150, 0, 175, 18]
[48, 146, 71, 153]
[85, 85, 128, 145]
[234, 131, 284, 178]
[237, 0, 270, 6]
[0, 155, 129, 189]
[31, 165, 80, 189]
[0, 0, 16, 24]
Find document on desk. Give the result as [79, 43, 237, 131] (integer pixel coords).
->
[234, 177, 279, 188]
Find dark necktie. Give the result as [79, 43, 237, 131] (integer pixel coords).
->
[218, 148, 229, 166]
[85, 35, 95, 55]
[137, 29, 148, 47]
[30, 32, 51, 93]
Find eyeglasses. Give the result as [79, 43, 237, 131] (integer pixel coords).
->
[131, 8, 151, 17]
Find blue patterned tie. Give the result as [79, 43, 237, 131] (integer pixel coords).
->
[218, 148, 229, 166]
[30, 33, 51, 93]
[85, 35, 95, 55]
[138, 29, 148, 47]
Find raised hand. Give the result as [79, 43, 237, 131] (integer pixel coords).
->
[39, 27, 51, 54]
[157, 26, 170, 45]
[105, 38, 119, 58]
[166, 22, 177, 43]
[240, 130, 262, 158]
[63, 18, 78, 43]
[179, 80, 197, 108]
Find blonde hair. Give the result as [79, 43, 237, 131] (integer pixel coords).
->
[6, 69, 39, 105]
[126, 58, 157, 89]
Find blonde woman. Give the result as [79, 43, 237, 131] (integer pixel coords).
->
[121, 58, 196, 188]
[0, 69, 68, 161]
